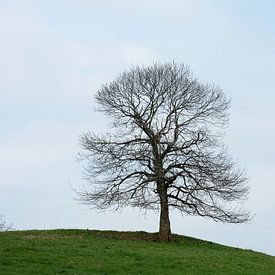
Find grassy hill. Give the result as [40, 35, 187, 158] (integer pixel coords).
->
[0, 229, 274, 274]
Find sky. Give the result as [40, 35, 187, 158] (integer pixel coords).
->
[0, 0, 275, 256]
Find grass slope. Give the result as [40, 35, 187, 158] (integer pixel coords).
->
[0, 229, 274, 274]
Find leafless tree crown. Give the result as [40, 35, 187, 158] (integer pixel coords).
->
[78, 62, 250, 224]
[0, 215, 13, 232]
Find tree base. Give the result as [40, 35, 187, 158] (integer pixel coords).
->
[159, 231, 172, 242]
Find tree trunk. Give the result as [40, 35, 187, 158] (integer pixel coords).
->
[159, 192, 171, 242]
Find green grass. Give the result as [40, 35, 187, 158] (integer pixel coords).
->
[0, 229, 274, 274]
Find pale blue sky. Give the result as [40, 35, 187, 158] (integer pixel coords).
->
[0, 1, 275, 256]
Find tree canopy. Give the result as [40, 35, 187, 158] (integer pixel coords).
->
[78, 62, 250, 241]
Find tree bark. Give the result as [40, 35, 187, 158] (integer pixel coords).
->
[159, 190, 171, 242]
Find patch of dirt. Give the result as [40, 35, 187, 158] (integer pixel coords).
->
[90, 230, 165, 242]
[89, 230, 210, 245]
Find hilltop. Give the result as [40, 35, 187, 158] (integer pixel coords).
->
[1, 229, 274, 274]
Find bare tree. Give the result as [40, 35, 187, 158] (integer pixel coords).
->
[0, 215, 13, 232]
[77, 62, 250, 241]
